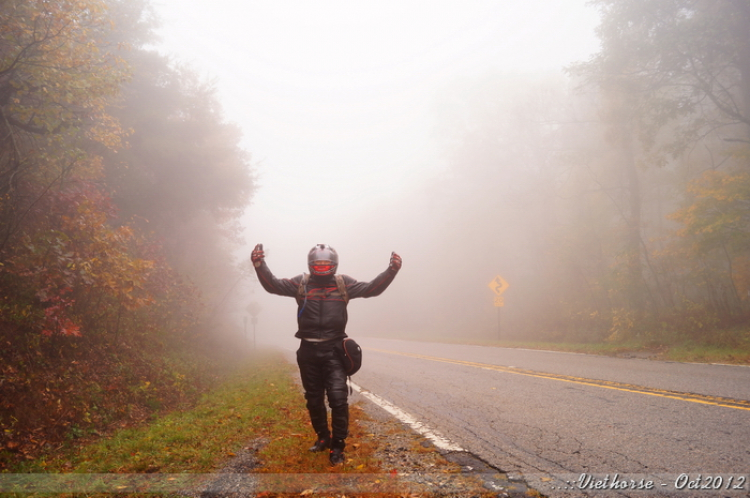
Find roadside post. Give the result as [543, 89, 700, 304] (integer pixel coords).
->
[245, 301, 262, 349]
[487, 275, 509, 339]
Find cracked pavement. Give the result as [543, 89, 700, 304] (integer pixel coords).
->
[352, 338, 750, 497]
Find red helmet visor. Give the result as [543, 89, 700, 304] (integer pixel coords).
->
[310, 261, 335, 275]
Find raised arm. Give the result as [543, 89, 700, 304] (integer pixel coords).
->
[251, 243, 301, 297]
[345, 252, 402, 299]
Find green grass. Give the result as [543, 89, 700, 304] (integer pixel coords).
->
[475, 339, 658, 356]
[16, 349, 306, 474]
[407, 334, 750, 364]
[660, 343, 750, 364]
[5, 348, 498, 497]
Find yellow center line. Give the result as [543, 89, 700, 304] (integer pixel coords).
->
[367, 348, 750, 411]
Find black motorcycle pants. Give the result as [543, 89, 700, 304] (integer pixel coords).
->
[296, 339, 349, 442]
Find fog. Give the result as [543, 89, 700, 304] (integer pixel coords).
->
[151, 1, 602, 348]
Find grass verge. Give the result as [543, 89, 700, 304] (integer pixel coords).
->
[13, 350, 303, 475]
[4, 349, 501, 497]
[421, 336, 750, 365]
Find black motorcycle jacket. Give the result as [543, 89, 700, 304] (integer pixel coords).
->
[254, 261, 399, 341]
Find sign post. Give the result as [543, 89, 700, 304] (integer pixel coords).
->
[243, 316, 248, 351]
[487, 275, 510, 339]
[245, 301, 262, 349]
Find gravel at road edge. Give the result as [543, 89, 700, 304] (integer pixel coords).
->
[182, 389, 541, 498]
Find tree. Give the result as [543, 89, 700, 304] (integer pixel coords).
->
[3, 182, 156, 337]
[578, 0, 750, 158]
[0, 0, 136, 338]
[0, 0, 129, 254]
[667, 168, 750, 315]
[0, 0, 256, 465]
[101, 49, 255, 329]
[424, 73, 594, 338]
[570, 0, 750, 331]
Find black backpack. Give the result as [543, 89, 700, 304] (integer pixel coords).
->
[297, 273, 348, 318]
[298, 273, 349, 303]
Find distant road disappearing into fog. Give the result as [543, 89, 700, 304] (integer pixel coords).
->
[351, 338, 750, 497]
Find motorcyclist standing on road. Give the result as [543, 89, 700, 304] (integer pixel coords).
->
[251, 243, 402, 466]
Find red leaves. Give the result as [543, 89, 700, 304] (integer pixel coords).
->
[42, 298, 82, 337]
[3, 181, 159, 337]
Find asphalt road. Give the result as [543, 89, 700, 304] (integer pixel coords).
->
[351, 338, 750, 497]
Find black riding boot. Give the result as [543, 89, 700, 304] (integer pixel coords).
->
[309, 433, 331, 452]
[329, 438, 345, 466]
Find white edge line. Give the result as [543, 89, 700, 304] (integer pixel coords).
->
[282, 346, 465, 452]
[350, 381, 465, 453]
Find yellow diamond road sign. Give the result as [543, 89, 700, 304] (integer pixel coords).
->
[488, 275, 509, 296]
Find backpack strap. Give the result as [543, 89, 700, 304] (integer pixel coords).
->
[298, 273, 310, 300]
[297, 273, 310, 318]
[334, 274, 349, 304]
[297, 274, 347, 318]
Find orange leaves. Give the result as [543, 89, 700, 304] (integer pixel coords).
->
[2, 182, 162, 336]
[42, 300, 82, 337]
[685, 170, 750, 202]
[669, 169, 750, 251]
[0, 0, 131, 231]
[0, 0, 248, 472]
[655, 166, 750, 321]
[56, 195, 155, 309]
[0, 0, 129, 133]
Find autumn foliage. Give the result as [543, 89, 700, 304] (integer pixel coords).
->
[0, 0, 253, 467]
[418, 0, 750, 348]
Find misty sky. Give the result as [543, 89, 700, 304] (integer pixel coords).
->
[149, 0, 602, 342]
